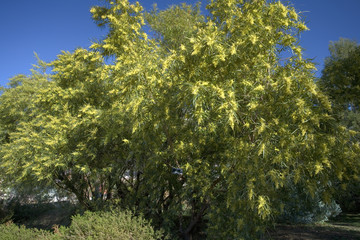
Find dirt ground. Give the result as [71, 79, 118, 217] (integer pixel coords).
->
[13, 201, 75, 230]
[267, 214, 360, 240]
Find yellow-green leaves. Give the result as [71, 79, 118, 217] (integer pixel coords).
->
[257, 196, 271, 219]
[253, 84, 265, 93]
[257, 118, 266, 134]
[247, 178, 256, 200]
[90, 0, 147, 57]
[249, 34, 258, 44]
[1, 1, 358, 239]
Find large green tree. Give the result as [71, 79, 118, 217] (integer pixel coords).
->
[1, 0, 359, 239]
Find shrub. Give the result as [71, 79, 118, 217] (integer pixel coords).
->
[58, 209, 164, 240]
[335, 181, 360, 213]
[0, 222, 53, 240]
[277, 184, 342, 224]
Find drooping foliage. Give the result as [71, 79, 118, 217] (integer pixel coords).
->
[0, 0, 359, 239]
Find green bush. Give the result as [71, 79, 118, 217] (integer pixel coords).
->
[276, 184, 342, 224]
[0, 209, 163, 240]
[0, 222, 53, 240]
[58, 210, 164, 240]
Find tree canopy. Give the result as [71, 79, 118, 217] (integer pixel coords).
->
[318, 38, 360, 142]
[319, 38, 360, 112]
[318, 38, 360, 212]
[1, 0, 359, 239]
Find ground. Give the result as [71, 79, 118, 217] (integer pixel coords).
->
[267, 214, 360, 240]
[12, 201, 75, 230]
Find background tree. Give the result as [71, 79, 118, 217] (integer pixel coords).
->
[318, 38, 360, 212]
[319, 38, 360, 112]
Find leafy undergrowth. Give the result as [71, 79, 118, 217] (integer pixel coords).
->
[266, 214, 360, 240]
[3, 203, 360, 240]
[1, 209, 163, 240]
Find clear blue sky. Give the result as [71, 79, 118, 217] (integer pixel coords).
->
[1, 0, 360, 86]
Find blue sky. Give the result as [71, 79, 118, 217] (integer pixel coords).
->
[1, 0, 360, 86]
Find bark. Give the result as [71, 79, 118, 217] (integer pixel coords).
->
[182, 176, 223, 239]
[183, 204, 208, 240]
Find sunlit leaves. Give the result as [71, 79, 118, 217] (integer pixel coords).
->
[0, 1, 358, 239]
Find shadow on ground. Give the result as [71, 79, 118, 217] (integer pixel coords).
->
[13, 201, 76, 230]
[267, 214, 360, 240]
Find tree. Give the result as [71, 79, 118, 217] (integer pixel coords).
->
[319, 38, 360, 136]
[1, 0, 359, 239]
[319, 38, 360, 112]
[318, 38, 360, 212]
[0, 49, 139, 209]
[0, 67, 62, 199]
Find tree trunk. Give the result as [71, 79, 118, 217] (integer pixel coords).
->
[182, 204, 207, 240]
